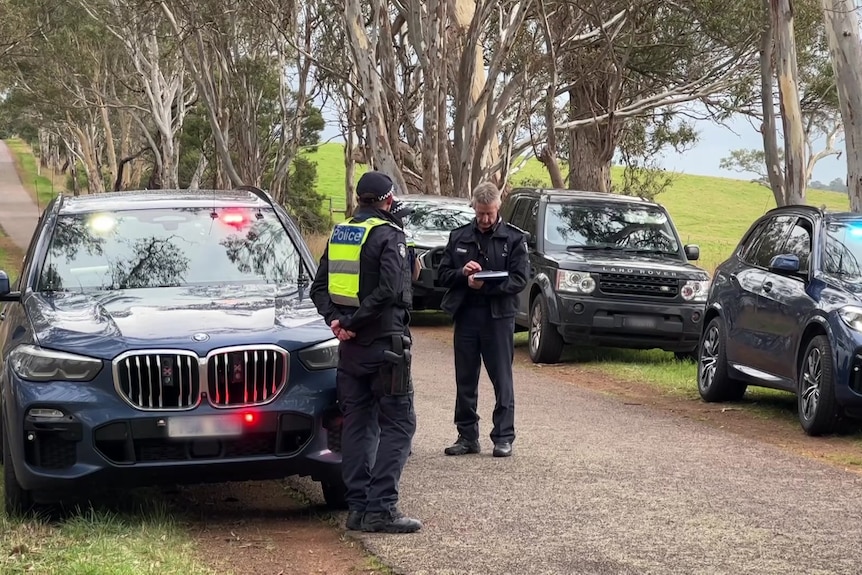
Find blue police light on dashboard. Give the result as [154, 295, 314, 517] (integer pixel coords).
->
[331, 225, 367, 245]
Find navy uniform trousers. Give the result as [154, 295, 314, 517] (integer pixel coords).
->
[337, 338, 416, 513]
[453, 303, 516, 444]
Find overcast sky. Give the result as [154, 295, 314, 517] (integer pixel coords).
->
[659, 112, 847, 184]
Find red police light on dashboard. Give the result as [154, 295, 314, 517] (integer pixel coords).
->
[221, 212, 245, 225]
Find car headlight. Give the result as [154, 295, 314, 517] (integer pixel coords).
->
[839, 305, 862, 331]
[556, 270, 596, 294]
[8, 344, 103, 382]
[298, 338, 339, 370]
[681, 279, 710, 302]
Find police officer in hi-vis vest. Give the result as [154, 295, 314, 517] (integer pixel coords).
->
[310, 171, 421, 534]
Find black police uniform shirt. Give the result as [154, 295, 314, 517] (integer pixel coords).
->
[437, 218, 529, 319]
[310, 207, 413, 346]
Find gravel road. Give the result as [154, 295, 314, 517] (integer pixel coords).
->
[325, 325, 862, 575]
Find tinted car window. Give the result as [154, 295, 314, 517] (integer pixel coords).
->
[782, 219, 812, 272]
[38, 207, 305, 292]
[522, 200, 538, 239]
[748, 215, 794, 268]
[738, 221, 767, 262]
[402, 202, 473, 231]
[824, 221, 862, 278]
[508, 198, 530, 229]
[544, 202, 679, 254]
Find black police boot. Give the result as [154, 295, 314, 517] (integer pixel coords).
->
[361, 509, 422, 533]
[346, 511, 364, 530]
[493, 442, 513, 457]
[444, 436, 481, 456]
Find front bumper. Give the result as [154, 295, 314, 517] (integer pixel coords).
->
[554, 295, 706, 352]
[3, 367, 342, 497]
[826, 317, 862, 413]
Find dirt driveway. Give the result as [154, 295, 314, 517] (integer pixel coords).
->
[296, 324, 859, 575]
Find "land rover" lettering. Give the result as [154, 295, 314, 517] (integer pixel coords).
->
[600, 266, 679, 277]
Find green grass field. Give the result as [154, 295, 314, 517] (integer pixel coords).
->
[1, 503, 210, 575]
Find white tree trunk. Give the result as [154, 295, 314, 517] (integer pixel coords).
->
[343, 0, 408, 195]
[821, 0, 862, 211]
[770, 0, 806, 205]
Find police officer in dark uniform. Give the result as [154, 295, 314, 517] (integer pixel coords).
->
[310, 171, 421, 533]
[437, 182, 529, 458]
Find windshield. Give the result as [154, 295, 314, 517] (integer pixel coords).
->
[402, 202, 474, 231]
[824, 222, 862, 278]
[38, 207, 307, 292]
[544, 202, 680, 255]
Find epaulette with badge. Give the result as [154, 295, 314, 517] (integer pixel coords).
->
[505, 222, 527, 236]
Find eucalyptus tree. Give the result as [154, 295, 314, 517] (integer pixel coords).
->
[821, 0, 862, 210]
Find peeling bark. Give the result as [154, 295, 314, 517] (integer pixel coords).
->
[821, 0, 862, 211]
[343, 0, 408, 194]
[770, 0, 806, 205]
[760, 0, 787, 205]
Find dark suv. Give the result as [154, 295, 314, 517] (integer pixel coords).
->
[0, 188, 345, 515]
[698, 205, 862, 436]
[501, 188, 710, 364]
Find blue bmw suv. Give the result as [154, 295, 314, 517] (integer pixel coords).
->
[0, 188, 345, 515]
[698, 204, 862, 436]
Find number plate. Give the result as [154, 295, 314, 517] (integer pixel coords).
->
[624, 316, 658, 329]
[167, 415, 243, 438]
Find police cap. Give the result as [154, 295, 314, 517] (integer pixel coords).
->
[356, 171, 395, 202]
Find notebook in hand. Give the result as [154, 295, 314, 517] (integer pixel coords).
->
[472, 270, 509, 281]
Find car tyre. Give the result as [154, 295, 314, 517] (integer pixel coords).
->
[798, 335, 838, 436]
[697, 317, 747, 402]
[3, 420, 34, 517]
[320, 478, 348, 510]
[529, 294, 564, 364]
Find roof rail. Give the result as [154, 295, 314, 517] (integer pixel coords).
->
[236, 185, 275, 207]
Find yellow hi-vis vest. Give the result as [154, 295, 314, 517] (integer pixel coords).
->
[327, 217, 400, 307]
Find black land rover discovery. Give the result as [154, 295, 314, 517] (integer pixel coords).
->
[501, 188, 710, 364]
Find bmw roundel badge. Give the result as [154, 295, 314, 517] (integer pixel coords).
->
[192, 333, 210, 342]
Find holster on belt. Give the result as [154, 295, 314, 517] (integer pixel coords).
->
[381, 334, 413, 396]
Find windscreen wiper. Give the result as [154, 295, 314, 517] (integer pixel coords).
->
[565, 245, 617, 251]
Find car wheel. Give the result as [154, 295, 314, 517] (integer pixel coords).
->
[798, 335, 838, 436]
[320, 478, 348, 510]
[697, 317, 747, 402]
[3, 420, 34, 517]
[529, 295, 564, 364]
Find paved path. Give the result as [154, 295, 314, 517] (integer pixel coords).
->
[314, 327, 862, 575]
[0, 140, 40, 250]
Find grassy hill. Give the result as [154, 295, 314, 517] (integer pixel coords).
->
[303, 143, 850, 272]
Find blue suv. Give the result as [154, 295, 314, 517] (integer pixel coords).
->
[698, 205, 862, 435]
[0, 188, 345, 515]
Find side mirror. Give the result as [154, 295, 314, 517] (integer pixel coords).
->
[769, 253, 800, 274]
[0, 270, 20, 302]
[684, 244, 700, 261]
